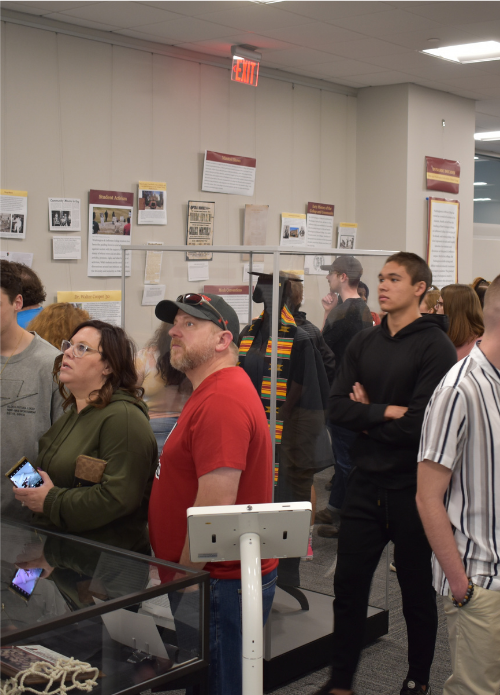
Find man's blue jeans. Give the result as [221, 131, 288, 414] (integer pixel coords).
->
[328, 424, 357, 511]
[209, 568, 277, 695]
[170, 568, 277, 695]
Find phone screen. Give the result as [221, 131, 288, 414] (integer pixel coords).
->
[9, 460, 43, 488]
[10, 568, 43, 599]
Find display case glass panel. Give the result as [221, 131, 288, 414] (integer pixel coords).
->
[1, 521, 209, 695]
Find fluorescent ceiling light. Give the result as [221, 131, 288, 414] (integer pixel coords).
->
[474, 182, 488, 186]
[474, 198, 492, 202]
[474, 156, 479, 160]
[422, 41, 500, 64]
[474, 132, 500, 141]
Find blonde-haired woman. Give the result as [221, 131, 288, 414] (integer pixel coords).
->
[27, 303, 90, 349]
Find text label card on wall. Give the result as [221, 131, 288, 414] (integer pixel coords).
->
[204, 284, 250, 324]
[57, 290, 122, 325]
[88, 190, 133, 277]
[0, 190, 27, 239]
[427, 197, 459, 287]
[304, 202, 335, 275]
[202, 151, 256, 196]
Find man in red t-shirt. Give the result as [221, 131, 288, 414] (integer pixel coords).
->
[149, 292, 278, 695]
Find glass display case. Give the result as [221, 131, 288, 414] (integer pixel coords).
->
[120, 245, 393, 690]
[1, 520, 209, 695]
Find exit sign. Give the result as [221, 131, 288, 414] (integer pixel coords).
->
[231, 57, 259, 87]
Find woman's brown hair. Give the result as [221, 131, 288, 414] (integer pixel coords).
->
[27, 303, 90, 349]
[441, 284, 484, 348]
[144, 323, 185, 386]
[420, 289, 440, 314]
[54, 320, 144, 410]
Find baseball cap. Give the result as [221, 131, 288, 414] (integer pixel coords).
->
[320, 256, 363, 280]
[155, 293, 240, 343]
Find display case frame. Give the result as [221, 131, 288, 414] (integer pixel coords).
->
[120, 244, 396, 689]
[1, 520, 210, 695]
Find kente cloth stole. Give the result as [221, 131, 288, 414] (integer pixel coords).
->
[238, 305, 297, 484]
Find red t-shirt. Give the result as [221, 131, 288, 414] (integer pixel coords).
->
[148, 366, 279, 580]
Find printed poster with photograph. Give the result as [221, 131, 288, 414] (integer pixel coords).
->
[186, 201, 215, 261]
[48, 198, 81, 231]
[138, 181, 166, 225]
[88, 189, 133, 277]
[337, 223, 357, 250]
[0, 189, 27, 239]
[280, 212, 307, 247]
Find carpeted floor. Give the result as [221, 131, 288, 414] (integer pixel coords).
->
[268, 467, 452, 695]
[155, 466, 452, 695]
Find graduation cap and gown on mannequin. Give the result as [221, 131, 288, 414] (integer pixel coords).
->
[238, 272, 333, 589]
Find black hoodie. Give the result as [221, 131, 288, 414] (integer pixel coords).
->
[329, 313, 457, 488]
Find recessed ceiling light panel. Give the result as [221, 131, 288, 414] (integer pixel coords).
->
[474, 132, 500, 142]
[422, 41, 500, 64]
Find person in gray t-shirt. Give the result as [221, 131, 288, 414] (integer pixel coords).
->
[1, 261, 64, 520]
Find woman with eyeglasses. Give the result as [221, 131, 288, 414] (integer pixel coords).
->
[435, 284, 484, 360]
[13, 320, 158, 553]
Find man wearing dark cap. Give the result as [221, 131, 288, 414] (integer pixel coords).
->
[148, 293, 278, 695]
[316, 256, 373, 536]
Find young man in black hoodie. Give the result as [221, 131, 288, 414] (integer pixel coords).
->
[315, 252, 456, 695]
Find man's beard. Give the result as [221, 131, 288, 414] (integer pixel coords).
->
[170, 340, 214, 373]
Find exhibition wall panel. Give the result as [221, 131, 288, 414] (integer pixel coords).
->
[1, 21, 357, 346]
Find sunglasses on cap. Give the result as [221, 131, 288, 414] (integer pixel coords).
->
[176, 293, 227, 328]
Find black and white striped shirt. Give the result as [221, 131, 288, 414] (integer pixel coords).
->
[418, 344, 500, 594]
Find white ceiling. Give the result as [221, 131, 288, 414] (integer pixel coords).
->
[3, 0, 500, 152]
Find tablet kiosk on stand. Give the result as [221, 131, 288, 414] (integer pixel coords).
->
[187, 501, 312, 695]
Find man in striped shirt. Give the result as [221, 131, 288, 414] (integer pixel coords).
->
[417, 274, 500, 695]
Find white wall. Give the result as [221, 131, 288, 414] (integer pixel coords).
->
[356, 83, 476, 285]
[473, 222, 500, 281]
[406, 84, 476, 281]
[0, 22, 357, 344]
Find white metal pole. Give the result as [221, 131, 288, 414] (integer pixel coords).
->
[240, 532, 263, 695]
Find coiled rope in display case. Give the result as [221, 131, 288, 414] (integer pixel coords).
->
[0, 658, 98, 695]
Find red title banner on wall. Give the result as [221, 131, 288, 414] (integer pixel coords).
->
[425, 157, 460, 195]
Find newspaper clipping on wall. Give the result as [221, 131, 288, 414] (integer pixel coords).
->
[0, 189, 27, 239]
[48, 198, 81, 231]
[138, 181, 167, 225]
[88, 189, 133, 277]
[186, 201, 215, 261]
